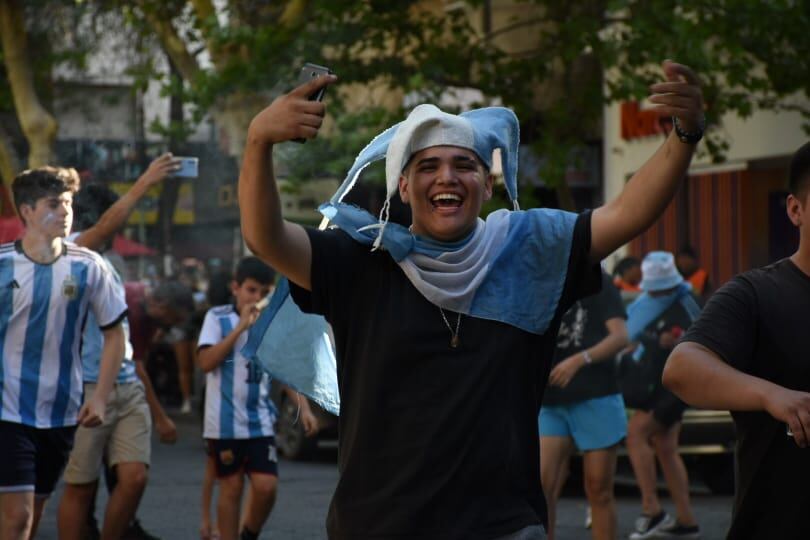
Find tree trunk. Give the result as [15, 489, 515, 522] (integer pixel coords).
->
[214, 92, 270, 157]
[0, 122, 22, 215]
[0, 0, 58, 168]
[157, 55, 184, 273]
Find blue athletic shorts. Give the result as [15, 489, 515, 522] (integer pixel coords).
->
[538, 393, 627, 451]
[206, 436, 279, 478]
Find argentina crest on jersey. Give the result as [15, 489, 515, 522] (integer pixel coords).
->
[62, 273, 79, 300]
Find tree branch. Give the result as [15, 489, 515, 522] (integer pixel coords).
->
[189, 0, 223, 66]
[279, 0, 310, 28]
[477, 16, 548, 44]
[0, 121, 22, 209]
[140, 4, 201, 81]
[0, 0, 57, 167]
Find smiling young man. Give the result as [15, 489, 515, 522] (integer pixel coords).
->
[238, 60, 704, 540]
[0, 167, 127, 540]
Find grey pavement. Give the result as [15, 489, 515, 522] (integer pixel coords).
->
[38, 411, 732, 539]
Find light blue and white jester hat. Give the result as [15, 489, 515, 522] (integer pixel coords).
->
[325, 104, 522, 248]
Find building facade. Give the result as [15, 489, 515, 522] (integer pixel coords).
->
[603, 98, 808, 287]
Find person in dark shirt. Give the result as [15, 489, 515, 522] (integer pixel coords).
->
[664, 141, 810, 540]
[237, 61, 704, 540]
[624, 252, 702, 539]
[540, 271, 628, 540]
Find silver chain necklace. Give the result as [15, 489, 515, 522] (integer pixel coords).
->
[439, 307, 462, 348]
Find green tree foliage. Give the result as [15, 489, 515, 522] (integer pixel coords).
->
[264, 0, 810, 204]
[3, 1, 809, 209]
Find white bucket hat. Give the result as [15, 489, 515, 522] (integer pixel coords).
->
[640, 251, 684, 292]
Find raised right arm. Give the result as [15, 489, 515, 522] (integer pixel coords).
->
[239, 75, 336, 291]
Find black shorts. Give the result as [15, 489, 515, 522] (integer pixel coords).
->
[206, 436, 278, 478]
[639, 387, 688, 428]
[0, 420, 76, 497]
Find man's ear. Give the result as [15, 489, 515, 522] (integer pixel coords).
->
[398, 174, 410, 205]
[787, 193, 803, 227]
[483, 173, 494, 202]
[230, 280, 240, 296]
[18, 204, 33, 226]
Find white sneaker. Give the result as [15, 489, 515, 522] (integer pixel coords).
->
[629, 512, 673, 539]
[180, 399, 192, 414]
[584, 505, 592, 529]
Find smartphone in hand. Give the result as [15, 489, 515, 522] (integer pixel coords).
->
[293, 63, 332, 144]
[298, 62, 333, 102]
[172, 156, 198, 178]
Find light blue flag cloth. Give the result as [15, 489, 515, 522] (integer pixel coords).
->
[242, 279, 339, 415]
[626, 282, 702, 342]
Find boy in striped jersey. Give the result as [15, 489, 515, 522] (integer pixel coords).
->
[197, 257, 290, 540]
[0, 167, 127, 540]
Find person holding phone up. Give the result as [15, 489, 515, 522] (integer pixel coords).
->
[238, 61, 704, 540]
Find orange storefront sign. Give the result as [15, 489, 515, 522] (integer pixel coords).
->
[620, 101, 672, 140]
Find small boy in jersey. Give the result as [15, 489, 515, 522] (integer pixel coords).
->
[196, 257, 284, 540]
[0, 167, 127, 540]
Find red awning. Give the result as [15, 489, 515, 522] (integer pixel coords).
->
[113, 235, 157, 257]
[0, 216, 24, 243]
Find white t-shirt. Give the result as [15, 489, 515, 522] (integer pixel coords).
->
[198, 305, 276, 439]
[0, 240, 127, 428]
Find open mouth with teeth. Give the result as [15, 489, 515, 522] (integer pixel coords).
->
[431, 193, 463, 209]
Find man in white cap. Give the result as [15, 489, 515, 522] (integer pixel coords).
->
[623, 251, 702, 539]
[238, 61, 704, 540]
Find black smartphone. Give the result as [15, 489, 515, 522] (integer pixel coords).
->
[298, 62, 332, 102]
[293, 63, 332, 144]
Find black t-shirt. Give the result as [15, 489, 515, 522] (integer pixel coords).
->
[290, 212, 600, 540]
[683, 259, 810, 540]
[543, 271, 626, 406]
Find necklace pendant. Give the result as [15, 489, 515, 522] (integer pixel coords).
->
[450, 334, 460, 348]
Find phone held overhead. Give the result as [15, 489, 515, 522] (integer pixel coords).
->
[171, 157, 199, 178]
[293, 63, 333, 144]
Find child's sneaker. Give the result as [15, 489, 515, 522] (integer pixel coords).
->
[629, 511, 672, 539]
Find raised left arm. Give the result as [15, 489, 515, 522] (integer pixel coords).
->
[590, 61, 704, 262]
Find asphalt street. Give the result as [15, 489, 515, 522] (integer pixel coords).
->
[38, 412, 733, 539]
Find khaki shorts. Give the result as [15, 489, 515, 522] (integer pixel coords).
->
[63, 381, 152, 484]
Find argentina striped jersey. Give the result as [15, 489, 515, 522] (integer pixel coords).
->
[0, 240, 128, 428]
[199, 305, 276, 439]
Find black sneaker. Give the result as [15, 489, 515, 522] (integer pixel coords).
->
[629, 511, 671, 539]
[657, 520, 701, 539]
[123, 519, 162, 540]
